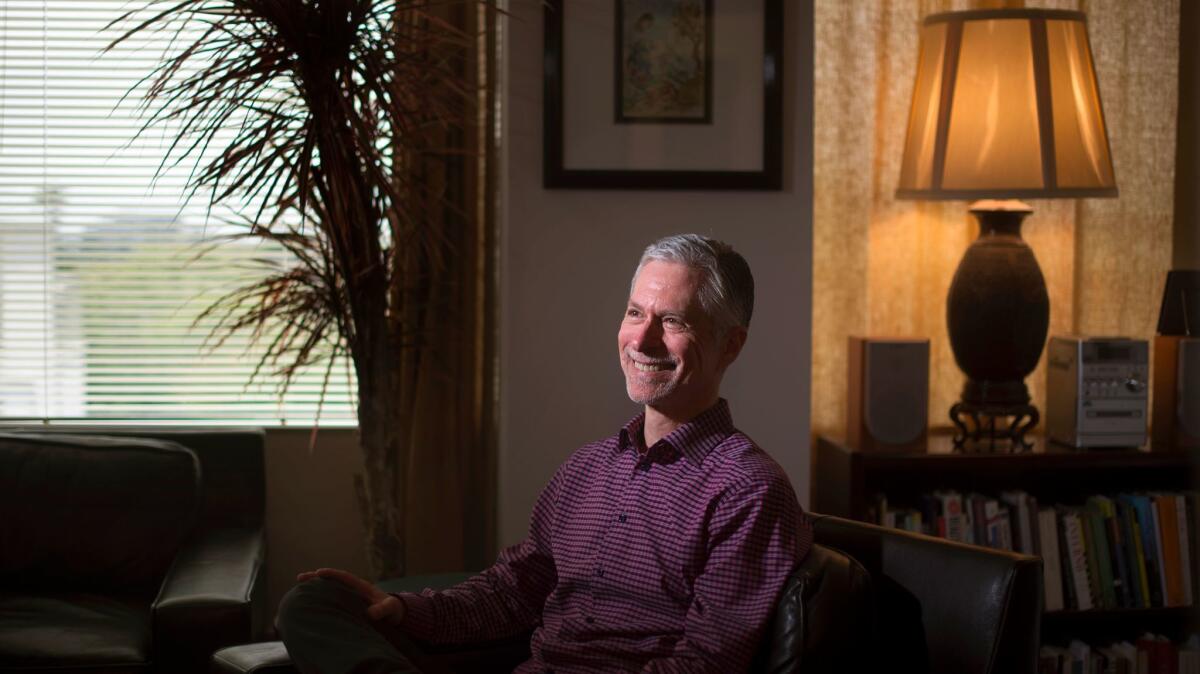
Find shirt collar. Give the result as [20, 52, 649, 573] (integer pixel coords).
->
[618, 398, 734, 466]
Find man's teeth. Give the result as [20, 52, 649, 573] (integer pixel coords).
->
[634, 361, 673, 372]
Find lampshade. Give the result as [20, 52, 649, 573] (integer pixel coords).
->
[896, 9, 1117, 201]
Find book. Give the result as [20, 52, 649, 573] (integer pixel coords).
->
[1151, 496, 1173, 607]
[1106, 641, 1138, 674]
[1078, 508, 1107, 609]
[1003, 490, 1039, 555]
[997, 501, 1014, 551]
[937, 491, 968, 544]
[1116, 497, 1149, 608]
[1189, 495, 1199, 611]
[1029, 493, 1042, 556]
[984, 497, 1004, 549]
[1175, 493, 1193, 605]
[968, 493, 986, 546]
[1083, 502, 1118, 608]
[1063, 509, 1094, 610]
[1039, 645, 1068, 674]
[1097, 495, 1134, 608]
[920, 493, 944, 538]
[1068, 640, 1091, 674]
[1179, 635, 1200, 674]
[1058, 508, 1080, 610]
[908, 510, 924, 534]
[1039, 507, 1065, 612]
[1130, 494, 1167, 607]
[1156, 494, 1185, 607]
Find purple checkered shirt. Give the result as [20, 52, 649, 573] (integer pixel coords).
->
[398, 399, 812, 673]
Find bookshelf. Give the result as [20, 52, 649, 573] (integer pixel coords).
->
[813, 433, 1200, 646]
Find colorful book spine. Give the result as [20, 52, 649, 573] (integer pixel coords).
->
[938, 491, 968, 544]
[1119, 495, 1154, 608]
[1077, 508, 1105, 609]
[1131, 494, 1166, 607]
[1155, 494, 1185, 607]
[1058, 509, 1080, 610]
[1083, 504, 1117, 608]
[1116, 497, 1147, 608]
[1063, 510, 1094, 611]
[1099, 496, 1133, 609]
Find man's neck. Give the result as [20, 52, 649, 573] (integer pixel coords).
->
[642, 395, 718, 448]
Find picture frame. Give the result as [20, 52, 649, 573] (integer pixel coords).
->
[543, 0, 784, 190]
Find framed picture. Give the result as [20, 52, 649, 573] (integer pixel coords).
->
[614, 0, 714, 125]
[544, 0, 783, 190]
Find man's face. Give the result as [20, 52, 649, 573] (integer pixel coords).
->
[618, 260, 730, 417]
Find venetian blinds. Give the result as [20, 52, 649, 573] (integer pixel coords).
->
[0, 1, 356, 424]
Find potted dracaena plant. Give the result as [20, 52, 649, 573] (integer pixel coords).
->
[109, 0, 489, 579]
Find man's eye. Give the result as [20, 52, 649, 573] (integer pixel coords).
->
[626, 308, 641, 318]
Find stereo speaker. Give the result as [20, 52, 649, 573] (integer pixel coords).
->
[1152, 336, 1200, 451]
[847, 337, 930, 453]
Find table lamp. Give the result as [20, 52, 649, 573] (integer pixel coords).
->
[896, 9, 1117, 450]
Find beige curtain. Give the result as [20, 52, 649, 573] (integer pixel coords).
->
[401, 1, 498, 574]
[812, 0, 1178, 442]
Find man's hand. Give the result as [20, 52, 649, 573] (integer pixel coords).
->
[296, 568, 407, 625]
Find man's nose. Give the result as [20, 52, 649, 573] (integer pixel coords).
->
[631, 318, 664, 349]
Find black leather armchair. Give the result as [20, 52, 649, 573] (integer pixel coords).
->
[0, 429, 267, 674]
[808, 513, 1043, 674]
[212, 513, 1042, 674]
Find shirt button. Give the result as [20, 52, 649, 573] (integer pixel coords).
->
[618, 513, 627, 523]
[595, 567, 604, 577]
[585, 616, 595, 624]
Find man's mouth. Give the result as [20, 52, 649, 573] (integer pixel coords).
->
[626, 350, 675, 373]
[633, 361, 674, 372]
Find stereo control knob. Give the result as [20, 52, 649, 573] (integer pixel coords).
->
[1125, 378, 1145, 393]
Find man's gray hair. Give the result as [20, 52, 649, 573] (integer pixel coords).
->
[632, 234, 754, 336]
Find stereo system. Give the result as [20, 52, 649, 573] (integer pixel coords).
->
[1045, 336, 1148, 449]
[845, 263, 1197, 454]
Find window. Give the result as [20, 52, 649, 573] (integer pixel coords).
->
[0, 0, 356, 425]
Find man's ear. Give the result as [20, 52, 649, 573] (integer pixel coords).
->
[719, 326, 748, 369]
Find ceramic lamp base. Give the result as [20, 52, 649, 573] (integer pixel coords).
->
[946, 200, 1049, 451]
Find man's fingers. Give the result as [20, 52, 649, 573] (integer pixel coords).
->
[294, 568, 378, 600]
[367, 594, 405, 624]
[314, 568, 375, 594]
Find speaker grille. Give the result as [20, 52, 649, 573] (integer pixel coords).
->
[1178, 339, 1200, 438]
[863, 342, 929, 445]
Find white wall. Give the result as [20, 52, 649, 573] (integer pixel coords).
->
[497, 0, 815, 546]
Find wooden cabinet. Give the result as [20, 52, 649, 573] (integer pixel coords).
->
[813, 433, 1200, 644]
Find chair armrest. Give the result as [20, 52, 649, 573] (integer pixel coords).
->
[153, 526, 266, 673]
[811, 514, 1043, 674]
[754, 543, 875, 674]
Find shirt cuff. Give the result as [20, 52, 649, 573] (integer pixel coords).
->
[393, 591, 440, 641]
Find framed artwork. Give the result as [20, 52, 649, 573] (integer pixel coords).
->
[544, 0, 783, 190]
[615, 0, 714, 124]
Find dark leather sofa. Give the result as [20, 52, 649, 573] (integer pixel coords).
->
[213, 512, 1043, 674]
[0, 429, 268, 674]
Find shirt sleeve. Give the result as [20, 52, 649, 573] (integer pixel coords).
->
[640, 474, 811, 674]
[395, 466, 563, 644]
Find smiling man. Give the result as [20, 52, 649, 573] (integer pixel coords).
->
[278, 234, 812, 674]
